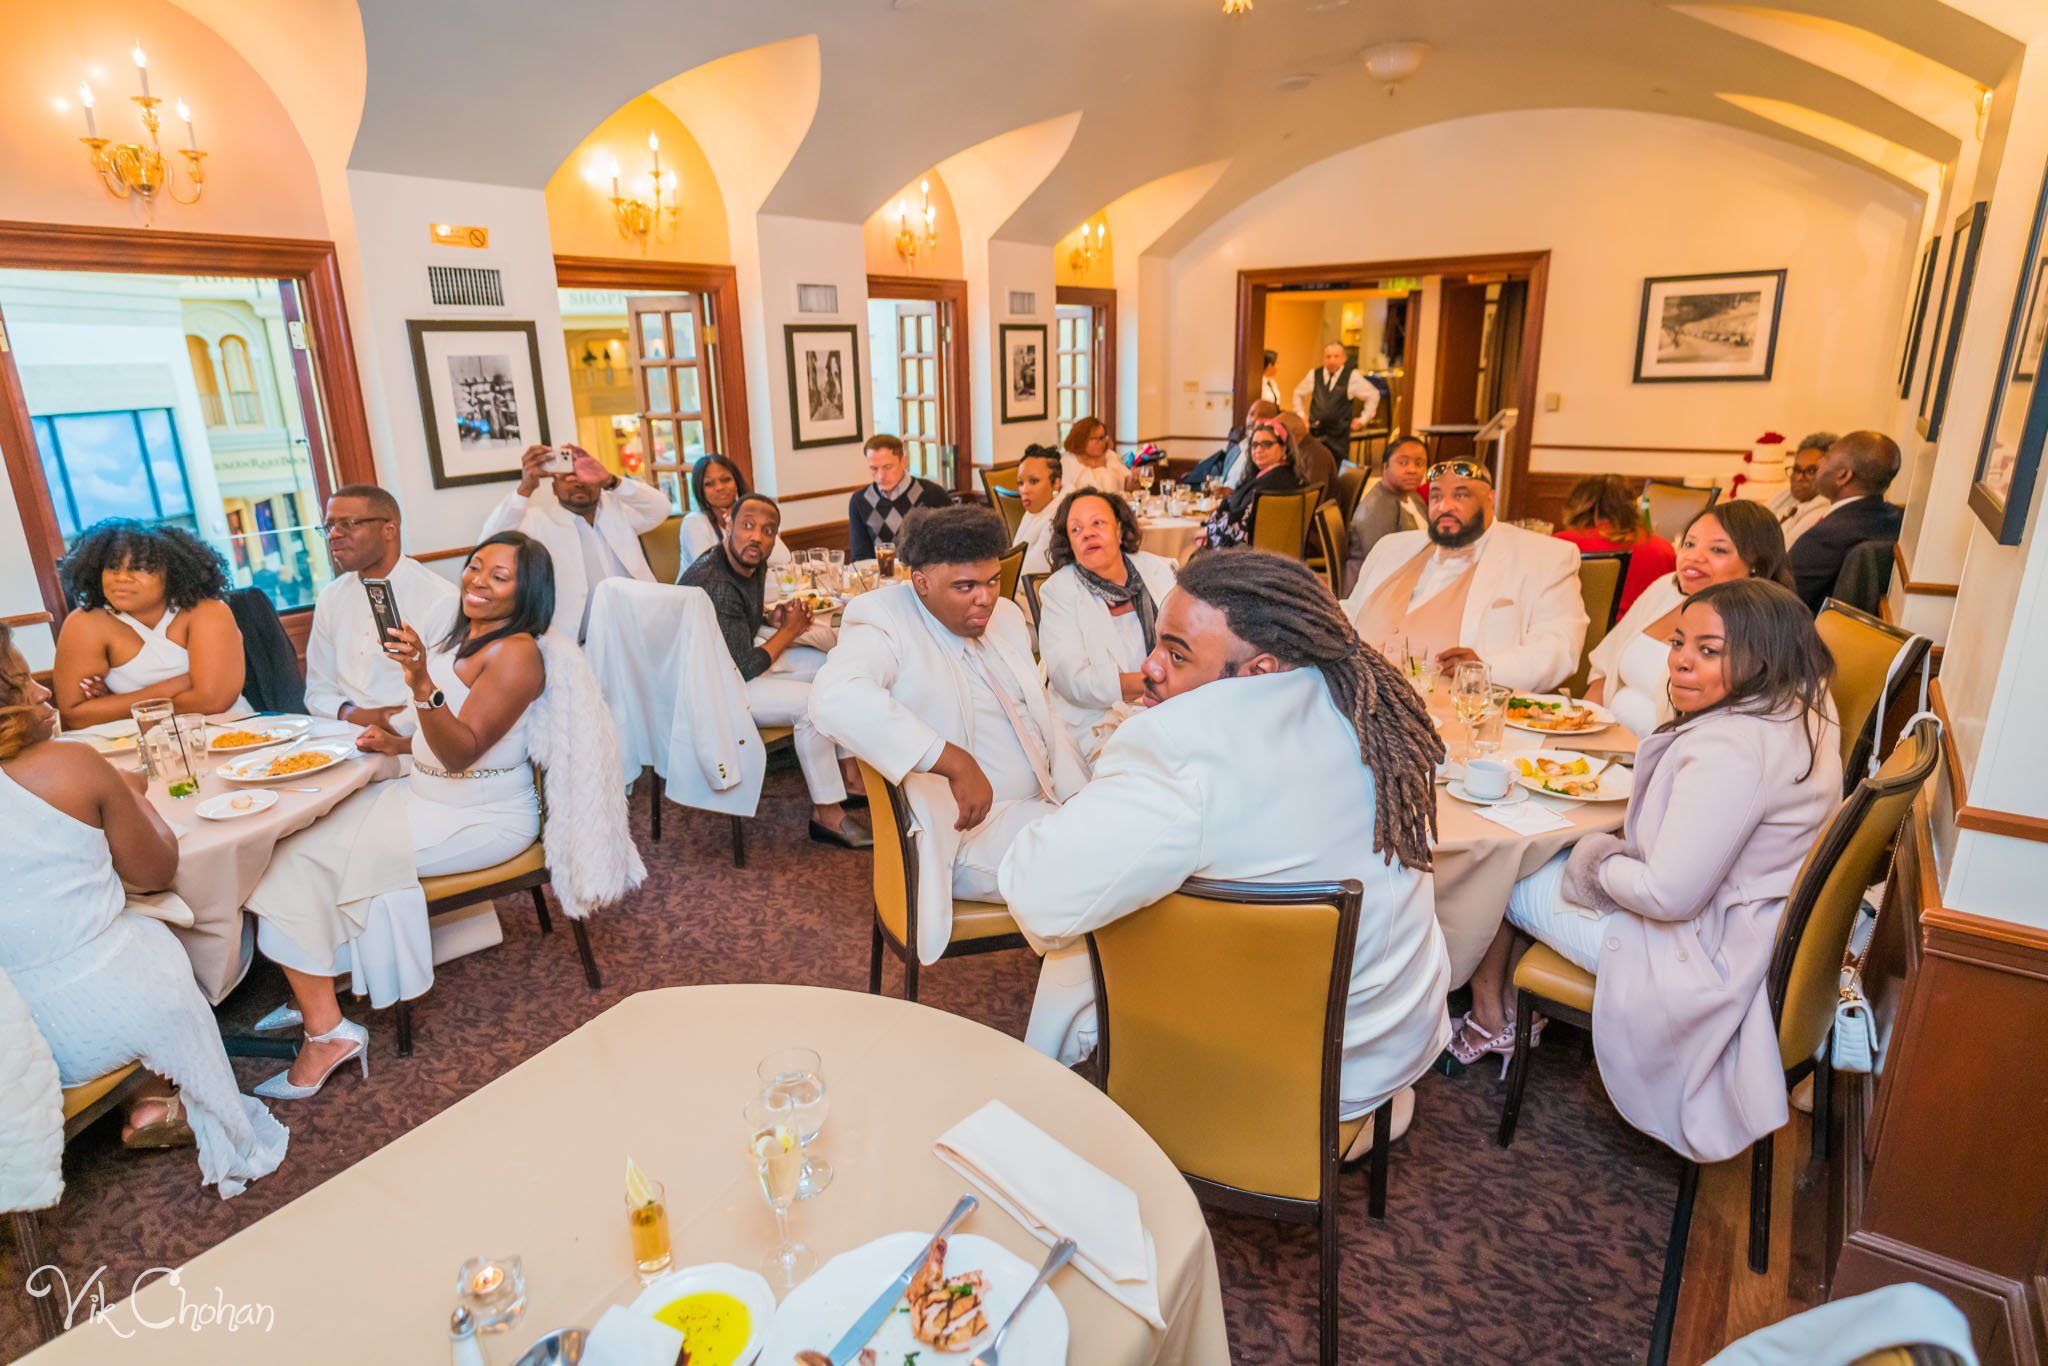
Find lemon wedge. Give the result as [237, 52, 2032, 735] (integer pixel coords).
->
[625, 1155, 655, 1208]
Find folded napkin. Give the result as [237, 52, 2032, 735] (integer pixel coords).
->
[125, 890, 196, 928]
[933, 1099, 1164, 1328]
[1474, 800, 1574, 836]
[579, 1305, 683, 1366]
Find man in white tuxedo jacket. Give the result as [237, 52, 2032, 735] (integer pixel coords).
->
[1000, 549, 1452, 1138]
[810, 506, 1090, 1022]
[479, 444, 671, 641]
[1344, 460, 1587, 692]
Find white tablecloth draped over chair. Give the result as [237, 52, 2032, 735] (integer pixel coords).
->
[584, 579, 766, 817]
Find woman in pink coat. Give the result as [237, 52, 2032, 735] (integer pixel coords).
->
[1454, 578, 1841, 1162]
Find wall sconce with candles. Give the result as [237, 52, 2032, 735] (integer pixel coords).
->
[70, 43, 207, 208]
[1068, 222, 1107, 274]
[895, 179, 939, 264]
[588, 132, 679, 248]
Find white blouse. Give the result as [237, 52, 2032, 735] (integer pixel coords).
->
[1060, 455, 1130, 497]
[1587, 574, 1685, 737]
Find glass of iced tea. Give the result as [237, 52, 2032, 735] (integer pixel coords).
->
[875, 540, 897, 579]
[624, 1161, 672, 1284]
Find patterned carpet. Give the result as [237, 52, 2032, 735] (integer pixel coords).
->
[6, 764, 1681, 1364]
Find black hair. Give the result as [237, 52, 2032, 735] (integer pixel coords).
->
[897, 504, 1009, 570]
[1019, 444, 1063, 484]
[1173, 549, 1443, 869]
[730, 492, 780, 526]
[438, 531, 556, 659]
[1046, 489, 1142, 570]
[1831, 430, 1902, 496]
[62, 519, 229, 612]
[689, 453, 751, 525]
[1681, 500, 1794, 590]
[1670, 578, 1835, 780]
[1383, 434, 1428, 464]
[1262, 349, 1278, 368]
[326, 483, 401, 523]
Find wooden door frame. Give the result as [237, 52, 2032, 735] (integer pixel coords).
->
[1055, 284, 1117, 439]
[1235, 250, 1549, 515]
[554, 256, 751, 488]
[0, 220, 374, 623]
[867, 273, 972, 491]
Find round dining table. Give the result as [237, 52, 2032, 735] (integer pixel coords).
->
[30, 985, 1231, 1365]
[1135, 516, 1205, 566]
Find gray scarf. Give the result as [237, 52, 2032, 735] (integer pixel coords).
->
[1075, 555, 1159, 651]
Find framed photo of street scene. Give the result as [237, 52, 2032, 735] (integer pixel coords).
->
[408, 319, 550, 489]
[1631, 269, 1786, 383]
[1971, 174, 2048, 546]
[1000, 323, 1049, 423]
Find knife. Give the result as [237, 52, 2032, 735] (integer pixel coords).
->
[1564, 746, 1636, 769]
[822, 1194, 978, 1365]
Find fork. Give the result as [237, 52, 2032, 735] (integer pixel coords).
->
[971, 1238, 1075, 1366]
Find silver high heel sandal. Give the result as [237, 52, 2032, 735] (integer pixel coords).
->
[252, 1002, 303, 1033]
[253, 1017, 369, 1100]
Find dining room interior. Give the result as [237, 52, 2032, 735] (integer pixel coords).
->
[3, 2, 2048, 1365]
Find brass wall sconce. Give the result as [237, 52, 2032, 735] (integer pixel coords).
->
[73, 44, 206, 208]
[1068, 221, 1107, 273]
[896, 179, 939, 263]
[599, 132, 679, 247]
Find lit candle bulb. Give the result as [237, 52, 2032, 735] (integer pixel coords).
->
[132, 43, 150, 98]
[647, 131, 660, 184]
[176, 98, 195, 152]
[609, 157, 621, 198]
[79, 82, 98, 138]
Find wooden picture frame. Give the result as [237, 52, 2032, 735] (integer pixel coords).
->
[1631, 269, 1786, 383]
[1897, 238, 1940, 400]
[1970, 172, 2048, 545]
[407, 319, 550, 489]
[783, 323, 865, 450]
[1918, 202, 1988, 441]
[999, 322, 1049, 422]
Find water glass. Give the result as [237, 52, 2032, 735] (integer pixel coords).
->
[1451, 662, 1493, 760]
[757, 1047, 833, 1198]
[1473, 684, 1512, 756]
[626, 1179, 673, 1284]
[744, 1093, 814, 1287]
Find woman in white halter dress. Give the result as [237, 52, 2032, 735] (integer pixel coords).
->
[0, 626, 286, 1197]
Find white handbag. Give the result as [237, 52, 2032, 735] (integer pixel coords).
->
[1831, 901, 1880, 1073]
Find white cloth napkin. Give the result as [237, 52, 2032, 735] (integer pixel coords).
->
[579, 1304, 683, 1366]
[933, 1099, 1164, 1328]
[124, 890, 196, 928]
[1473, 800, 1574, 835]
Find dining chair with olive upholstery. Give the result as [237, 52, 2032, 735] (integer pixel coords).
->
[1494, 716, 1941, 1366]
[1306, 501, 1348, 599]
[1641, 478, 1719, 544]
[978, 460, 1021, 504]
[1333, 463, 1369, 523]
[1250, 488, 1321, 560]
[1559, 550, 1631, 697]
[996, 544, 1026, 603]
[858, 760, 1030, 1003]
[1086, 876, 1392, 1366]
[988, 484, 1027, 541]
[639, 513, 687, 586]
[1817, 598, 1930, 792]
[1021, 572, 1050, 629]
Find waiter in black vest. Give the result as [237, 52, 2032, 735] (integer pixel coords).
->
[1292, 342, 1380, 466]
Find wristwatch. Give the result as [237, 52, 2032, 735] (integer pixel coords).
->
[417, 689, 447, 712]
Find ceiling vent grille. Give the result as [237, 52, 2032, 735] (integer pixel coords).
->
[1008, 290, 1037, 315]
[796, 283, 840, 314]
[427, 265, 505, 308]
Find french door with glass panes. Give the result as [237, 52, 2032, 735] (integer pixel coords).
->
[628, 294, 718, 511]
[893, 301, 949, 486]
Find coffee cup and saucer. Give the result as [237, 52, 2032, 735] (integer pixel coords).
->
[1447, 757, 1525, 807]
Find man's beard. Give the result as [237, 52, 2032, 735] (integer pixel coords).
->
[1428, 513, 1488, 549]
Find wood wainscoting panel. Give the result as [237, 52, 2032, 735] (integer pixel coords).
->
[782, 521, 850, 554]
[1831, 795, 2048, 1366]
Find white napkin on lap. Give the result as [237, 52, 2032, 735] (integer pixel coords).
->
[1474, 800, 1573, 835]
[580, 1304, 683, 1366]
[933, 1099, 1164, 1328]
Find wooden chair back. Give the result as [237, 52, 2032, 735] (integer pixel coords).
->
[1816, 599, 1930, 787]
[1250, 488, 1319, 559]
[640, 514, 686, 585]
[1559, 549, 1630, 696]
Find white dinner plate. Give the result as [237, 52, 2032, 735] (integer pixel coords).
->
[215, 742, 354, 785]
[1502, 693, 1616, 736]
[628, 1262, 776, 1366]
[196, 789, 280, 821]
[757, 1231, 1069, 1366]
[1510, 750, 1635, 804]
[204, 719, 310, 754]
[1446, 780, 1526, 807]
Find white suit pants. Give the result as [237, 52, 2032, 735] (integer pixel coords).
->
[748, 646, 846, 806]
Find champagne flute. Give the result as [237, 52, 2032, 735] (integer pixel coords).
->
[756, 1047, 833, 1198]
[1451, 662, 1492, 762]
[745, 1092, 814, 1287]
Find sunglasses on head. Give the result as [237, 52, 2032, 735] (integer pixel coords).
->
[1427, 461, 1493, 485]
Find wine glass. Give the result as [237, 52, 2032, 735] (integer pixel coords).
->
[1451, 662, 1493, 761]
[744, 1092, 814, 1287]
[756, 1047, 833, 1198]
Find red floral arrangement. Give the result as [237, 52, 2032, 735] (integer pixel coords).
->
[1729, 430, 1785, 494]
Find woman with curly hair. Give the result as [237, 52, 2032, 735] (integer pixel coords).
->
[53, 520, 246, 728]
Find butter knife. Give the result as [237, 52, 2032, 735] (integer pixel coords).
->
[821, 1194, 978, 1365]
[1564, 746, 1636, 769]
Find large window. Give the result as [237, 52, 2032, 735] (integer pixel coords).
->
[33, 409, 194, 539]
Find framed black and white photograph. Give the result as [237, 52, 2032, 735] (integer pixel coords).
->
[1971, 173, 2048, 545]
[1897, 238, 1940, 399]
[1631, 269, 1786, 383]
[784, 324, 865, 450]
[1919, 201, 1988, 441]
[407, 320, 550, 489]
[1000, 323, 1049, 423]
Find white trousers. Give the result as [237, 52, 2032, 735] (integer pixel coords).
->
[748, 646, 846, 806]
[1505, 850, 1609, 975]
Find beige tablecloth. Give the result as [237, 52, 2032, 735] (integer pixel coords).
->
[136, 717, 397, 1002]
[28, 986, 1230, 1365]
[1137, 516, 1205, 565]
[1424, 695, 1632, 984]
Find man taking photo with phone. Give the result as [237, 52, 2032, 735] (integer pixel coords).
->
[479, 444, 672, 640]
[306, 483, 457, 732]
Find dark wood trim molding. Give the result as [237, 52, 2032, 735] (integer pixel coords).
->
[782, 520, 850, 554]
[414, 545, 474, 564]
[1893, 543, 1961, 597]
[0, 611, 52, 629]
[778, 482, 870, 504]
[0, 220, 374, 624]
[553, 255, 752, 487]
[868, 274, 973, 490]
[1927, 679, 2048, 844]
[1056, 284, 1118, 437]
[1528, 443, 1750, 457]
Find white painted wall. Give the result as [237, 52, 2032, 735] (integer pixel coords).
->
[985, 240, 1058, 466]
[1165, 109, 1923, 472]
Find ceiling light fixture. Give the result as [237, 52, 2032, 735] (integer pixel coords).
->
[1362, 40, 1429, 95]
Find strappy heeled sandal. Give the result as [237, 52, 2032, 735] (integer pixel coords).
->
[122, 1092, 195, 1150]
[1447, 1012, 1521, 1080]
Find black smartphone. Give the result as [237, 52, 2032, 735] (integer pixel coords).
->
[362, 577, 404, 653]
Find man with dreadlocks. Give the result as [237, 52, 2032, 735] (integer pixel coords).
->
[1000, 549, 1451, 1145]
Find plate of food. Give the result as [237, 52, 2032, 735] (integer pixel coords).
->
[1503, 693, 1615, 736]
[197, 790, 280, 821]
[1512, 751, 1634, 803]
[215, 742, 354, 785]
[763, 1232, 1068, 1366]
[628, 1262, 776, 1366]
[206, 720, 309, 754]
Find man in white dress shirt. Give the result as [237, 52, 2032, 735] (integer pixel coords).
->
[1000, 549, 1451, 1141]
[1345, 460, 1587, 692]
[1766, 431, 1835, 547]
[1293, 342, 1380, 464]
[480, 444, 671, 640]
[305, 484, 457, 729]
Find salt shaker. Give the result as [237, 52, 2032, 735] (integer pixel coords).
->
[449, 1307, 487, 1366]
